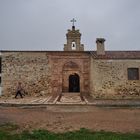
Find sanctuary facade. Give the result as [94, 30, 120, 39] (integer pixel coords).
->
[0, 24, 140, 100]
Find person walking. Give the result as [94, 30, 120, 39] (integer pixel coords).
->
[15, 82, 23, 98]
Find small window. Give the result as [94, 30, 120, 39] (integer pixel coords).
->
[128, 68, 139, 80]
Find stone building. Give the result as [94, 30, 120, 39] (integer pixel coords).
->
[0, 25, 140, 99]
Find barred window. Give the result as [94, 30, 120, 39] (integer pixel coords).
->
[127, 68, 139, 80]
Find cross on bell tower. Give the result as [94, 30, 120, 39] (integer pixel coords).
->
[71, 18, 76, 26]
[63, 19, 84, 51]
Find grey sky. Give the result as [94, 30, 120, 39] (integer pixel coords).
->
[0, 0, 140, 51]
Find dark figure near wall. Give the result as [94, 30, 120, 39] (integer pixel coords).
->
[15, 82, 23, 98]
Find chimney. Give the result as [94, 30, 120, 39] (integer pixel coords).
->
[96, 38, 105, 55]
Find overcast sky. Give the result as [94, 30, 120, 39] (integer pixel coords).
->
[0, 0, 140, 51]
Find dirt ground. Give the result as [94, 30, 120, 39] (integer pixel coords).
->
[0, 106, 140, 133]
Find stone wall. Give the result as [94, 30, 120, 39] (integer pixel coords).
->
[1, 51, 90, 97]
[1, 51, 140, 99]
[1, 52, 52, 97]
[90, 59, 140, 99]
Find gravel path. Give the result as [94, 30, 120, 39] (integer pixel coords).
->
[0, 106, 140, 133]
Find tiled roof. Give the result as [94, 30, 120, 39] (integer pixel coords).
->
[90, 51, 140, 59]
[1, 50, 140, 59]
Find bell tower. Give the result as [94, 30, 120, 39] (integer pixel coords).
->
[64, 19, 84, 51]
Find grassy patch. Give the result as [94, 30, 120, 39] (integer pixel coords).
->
[0, 124, 140, 140]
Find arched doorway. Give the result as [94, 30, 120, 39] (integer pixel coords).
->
[69, 73, 80, 92]
[62, 61, 80, 92]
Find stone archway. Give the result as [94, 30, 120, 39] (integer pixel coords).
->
[62, 61, 81, 93]
[69, 73, 80, 92]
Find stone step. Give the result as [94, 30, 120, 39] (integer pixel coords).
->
[62, 92, 85, 101]
[62, 92, 80, 96]
[55, 92, 86, 104]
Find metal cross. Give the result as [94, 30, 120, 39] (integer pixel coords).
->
[70, 18, 76, 26]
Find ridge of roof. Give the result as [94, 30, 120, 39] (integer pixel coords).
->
[1, 50, 140, 59]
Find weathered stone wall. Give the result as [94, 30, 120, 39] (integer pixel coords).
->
[2, 51, 140, 99]
[90, 59, 140, 99]
[1, 52, 52, 97]
[1, 51, 90, 97]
